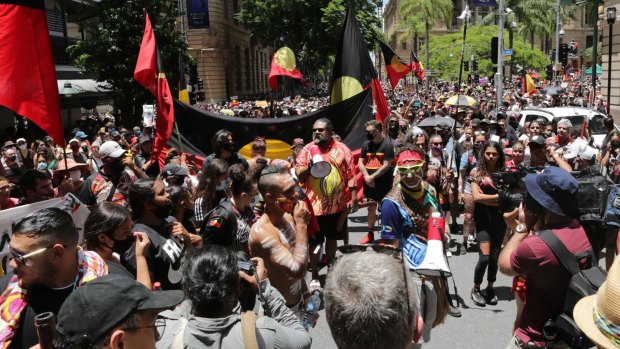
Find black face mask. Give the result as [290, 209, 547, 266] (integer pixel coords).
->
[612, 141, 620, 149]
[185, 209, 195, 220]
[112, 237, 134, 255]
[366, 131, 375, 141]
[154, 201, 173, 218]
[107, 158, 124, 174]
[6, 156, 16, 162]
[222, 142, 236, 152]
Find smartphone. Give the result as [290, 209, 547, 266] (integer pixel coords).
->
[237, 261, 255, 276]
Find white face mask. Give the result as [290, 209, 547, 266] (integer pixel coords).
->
[37, 162, 47, 171]
[18, 144, 27, 150]
[251, 192, 263, 208]
[69, 170, 82, 181]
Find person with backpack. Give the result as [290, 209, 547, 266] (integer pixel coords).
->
[156, 245, 311, 349]
[499, 167, 594, 348]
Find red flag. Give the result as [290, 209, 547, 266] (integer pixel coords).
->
[134, 12, 174, 169]
[0, 0, 65, 147]
[410, 51, 425, 81]
[268, 47, 303, 92]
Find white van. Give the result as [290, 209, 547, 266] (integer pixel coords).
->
[518, 107, 608, 147]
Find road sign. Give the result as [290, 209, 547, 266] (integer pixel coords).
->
[504, 49, 513, 56]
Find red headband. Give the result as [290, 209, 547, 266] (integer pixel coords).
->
[397, 150, 424, 166]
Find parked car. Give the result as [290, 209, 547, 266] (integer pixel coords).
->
[518, 107, 608, 147]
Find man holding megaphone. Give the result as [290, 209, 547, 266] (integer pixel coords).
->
[296, 118, 357, 282]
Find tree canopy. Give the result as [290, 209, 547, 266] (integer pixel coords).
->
[236, 0, 383, 75]
[67, 0, 190, 125]
[424, 25, 549, 81]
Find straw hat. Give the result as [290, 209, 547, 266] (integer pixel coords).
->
[573, 258, 619, 348]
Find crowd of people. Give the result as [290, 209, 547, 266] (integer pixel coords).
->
[0, 75, 618, 349]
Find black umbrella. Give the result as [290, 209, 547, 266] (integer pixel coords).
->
[541, 86, 566, 96]
[416, 116, 460, 128]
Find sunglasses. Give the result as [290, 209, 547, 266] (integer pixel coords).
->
[397, 163, 425, 176]
[10, 244, 66, 267]
[337, 244, 414, 326]
[312, 128, 326, 133]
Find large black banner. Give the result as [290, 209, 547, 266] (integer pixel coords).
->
[172, 89, 373, 155]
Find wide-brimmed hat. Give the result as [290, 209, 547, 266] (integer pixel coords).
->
[523, 166, 579, 216]
[574, 257, 620, 349]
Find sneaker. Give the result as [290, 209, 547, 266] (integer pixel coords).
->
[482, 288, 498, 305]
[446, 250, 452, 258]
[358, 232, 375, 244]
[448, 304, 462, 317]
[468, 234, 476, 243]
[471, 288, 486, 307]
[458, 243, 467, 255]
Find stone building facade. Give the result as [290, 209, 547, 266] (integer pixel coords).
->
[185, 0, 272, 102]
[602, 0, 620, 119]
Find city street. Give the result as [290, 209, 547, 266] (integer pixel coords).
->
[307, 207, 517, 349]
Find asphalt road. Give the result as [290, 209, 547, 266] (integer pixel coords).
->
[305, 207, 518, 349]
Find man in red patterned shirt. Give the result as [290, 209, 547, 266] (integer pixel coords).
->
[296, 118, 357, 280]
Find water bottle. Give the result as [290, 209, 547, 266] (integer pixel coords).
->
[302, 291, 321, 330]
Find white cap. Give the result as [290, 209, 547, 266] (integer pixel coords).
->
[99, 141, 126, 158]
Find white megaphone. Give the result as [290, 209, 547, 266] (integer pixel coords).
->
[309, 145, 332, 179]
[416, 212, 452, 277]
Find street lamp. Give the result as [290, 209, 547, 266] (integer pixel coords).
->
[607, 7, 616, 115]
[60, 81, 77, 97]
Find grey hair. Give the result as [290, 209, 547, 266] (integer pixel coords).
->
[557, 118, 572, 128]
[405, 127, 427, 144]
[324, 251, 418, 349]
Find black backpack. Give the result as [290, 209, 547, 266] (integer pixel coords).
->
[539, 230, 607, 349]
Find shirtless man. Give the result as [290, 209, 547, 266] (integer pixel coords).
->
[249, 165, 311, 318]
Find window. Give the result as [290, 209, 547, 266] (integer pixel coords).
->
[401, 41, 407, 50]
[586, 35, 593, 49]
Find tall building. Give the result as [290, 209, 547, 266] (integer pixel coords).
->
[184, 0, 272, 102]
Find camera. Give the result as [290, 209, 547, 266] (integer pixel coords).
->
[237, 261, 255, 276]
[493, 165, 544, 213]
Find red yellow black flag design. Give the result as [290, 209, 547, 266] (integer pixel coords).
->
[134, 11, 174, 169]
[380, 42, 412, 89]
[0, 0, 65, 147]
[268, 47, 303, 92]
[410, 50, 426, 81]
[330, 6, 389, 122]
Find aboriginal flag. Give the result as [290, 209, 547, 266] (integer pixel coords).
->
[380, 42, 412, 89]
[410, 50, 425, 81]
[134, 11, 174, 169]
[0, 0, 65, 147]
[330, 6, 389, 122]
[268, 47, 304, 92]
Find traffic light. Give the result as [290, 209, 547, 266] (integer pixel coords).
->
[546, 64, 553, 81]
[560, 43, 569, 67]
[197, 79, 204, 90]
[472, 60, 478, 71]
[491, 37, 499, 65]
[463, 61, 469, 71]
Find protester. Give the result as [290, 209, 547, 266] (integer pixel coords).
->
[0, 176, 18, 210]
[249, 165, 311, 318]
[83, 202, 152, 287]
[2, 146, 23, 186]
[296, 118, 357, 281]
[78, 140, 142, 207]
[325, 250, 423, 349]
[247, 136, 270, 172]
[200, 129, 249, 174]
[469, 140, 506, 307]
[166, 186, 197, 235]
[161, 163, 190, 189]
[193, 158, 229, 228]
[123, 178, 200, 290]
[15, 138, 33, 170]
[156, 245, 312, 349]
[200, 164, 257, 251]
[54, 274, 183, 349]
[133, 135, 159, 178]
[0, 208, 110, 348]
[357, 119, 395, 244]
[499, 167, 592, 348]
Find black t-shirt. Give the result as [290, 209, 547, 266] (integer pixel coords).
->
[360, 137, 395, 187]
[123, 219, 185, 290]
[0, 262, 123, 349]
[200, 153, 249, 174]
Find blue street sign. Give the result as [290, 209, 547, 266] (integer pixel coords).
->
[504, 49, 513, 56]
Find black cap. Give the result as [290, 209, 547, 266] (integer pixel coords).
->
[55, 274, 183, 348]
[138, 135, 152, 144]
[529, 135, 546, 146]
[161, 163, 189, 177]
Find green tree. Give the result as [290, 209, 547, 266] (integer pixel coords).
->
[399, 0, 453, 77]
[67, 0, 190, 126]
[423, 25, 548, 81]
[236, 0, 383, 75]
